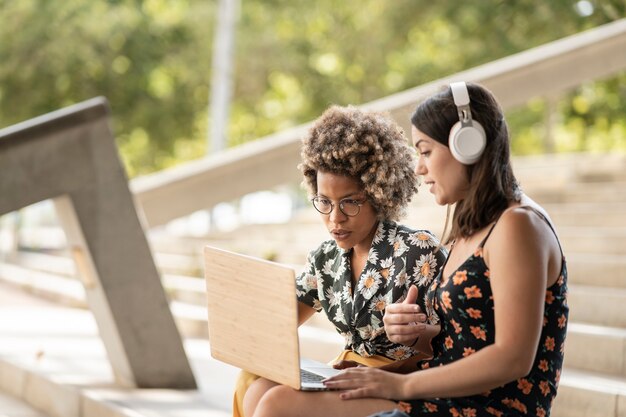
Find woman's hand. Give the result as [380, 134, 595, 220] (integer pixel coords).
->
[332, 360, 362, 370]
[323, 367, 407, 400]
[384, 285, 427, 346]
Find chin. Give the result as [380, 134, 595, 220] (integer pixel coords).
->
[434, 194, 449, 206]
[334, 239, 353, 251]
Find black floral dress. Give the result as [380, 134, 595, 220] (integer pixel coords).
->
[397, 210, 568, 417]
[296, 220, 447, 361]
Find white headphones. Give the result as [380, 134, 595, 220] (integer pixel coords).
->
[449, 82, 486, 164]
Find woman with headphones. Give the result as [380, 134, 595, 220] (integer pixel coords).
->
[250, 82, 568, 417]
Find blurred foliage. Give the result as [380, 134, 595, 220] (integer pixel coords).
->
[0, 0, 625, 176]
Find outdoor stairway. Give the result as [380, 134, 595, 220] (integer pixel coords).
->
[1, 152, 626, 417]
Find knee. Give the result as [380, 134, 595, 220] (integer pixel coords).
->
[253, 385, 298, 417]
[243, 378, 276, 417]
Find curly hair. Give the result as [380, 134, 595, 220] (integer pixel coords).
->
[299, 105, 418, 221]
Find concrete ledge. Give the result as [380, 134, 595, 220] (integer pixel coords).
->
[552, 382, 618, 417]
[566, 323, 626, 377]
[0, 357, 231, 417]
[567, 253, 626, 288]
[569, 285, 626, 328]
[0, 389, 48, 417]
[554, 369, 626, 417]
[559, 227, 626, 255]
[80, 389, 230, 417]
[0, 284, 236, 417]
[0, 261, 86, 308]
[4, 282, 626, 417]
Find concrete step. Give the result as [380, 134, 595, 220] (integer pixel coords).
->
[168, 297, 620, 383]
[3, 278, 626, 417]
[511, 152, 626, 185]
[6, 250, 626, 331]
[5, 251, 626, 376]
[172, 297, 626, 378]
[544, 202, 626, 228]
[8, 248, 626, 322]
[167, 251, 626, 300]
[0, 259, 342, 364]
[0, 283, 235, 417]
[559, 227, 626, 255]
[148, 224, 626, 275]
[0, 261, 86, 308]
[13, 244, 626, 309]
[163, 274, 207, 306]
[149, 229, 325, 264]
[553, 368, 626, 417]
[161, 249, 626, 292]
[0, 389, 50, 417]
[400, 201, 626, 230]
[8, 191, 626, 260]
[569, 285, 626, 328]
[1, 250, 75, 277]
[156, 252, 203, 277]
[3, 249, 207, 285]
[567, 253, 626, 288]
[526, 181, 626, 204]
[565, 323, 626, 378]
[8, 256, 626, 378]
[172, 296, 626, 417]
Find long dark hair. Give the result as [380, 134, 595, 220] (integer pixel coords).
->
[411, 83, 521, 243]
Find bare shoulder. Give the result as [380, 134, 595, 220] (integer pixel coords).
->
[484, 198, 563, 286]
[496, 195, 554, 236]
[492, 208, 550, 245]
[485, 197, 560, 267]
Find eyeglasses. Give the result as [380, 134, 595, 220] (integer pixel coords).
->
[311, 196, 366, 217]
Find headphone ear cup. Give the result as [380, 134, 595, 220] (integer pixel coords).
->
[448, 120, 486, 165]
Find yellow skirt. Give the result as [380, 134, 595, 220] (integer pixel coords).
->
[232, 350, 394, 417]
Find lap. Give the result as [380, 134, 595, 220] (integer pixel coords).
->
[253, 384, 399, 417]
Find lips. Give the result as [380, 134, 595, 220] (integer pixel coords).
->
[331, 229, 351, 241]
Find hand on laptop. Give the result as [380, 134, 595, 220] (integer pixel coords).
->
[332, 360, 363, 370]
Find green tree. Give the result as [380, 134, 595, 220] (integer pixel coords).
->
[0, 0, 215, 176]
[1, 0, 624, 176]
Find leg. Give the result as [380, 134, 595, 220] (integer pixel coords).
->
[243, 377, 279, 417]
[234, 370, 261, 417]
[253, 384, 398, 417]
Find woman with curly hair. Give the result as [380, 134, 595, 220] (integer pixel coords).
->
[237, 105, 447, 417]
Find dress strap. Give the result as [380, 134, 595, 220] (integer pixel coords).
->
[477, 220, 499, 249]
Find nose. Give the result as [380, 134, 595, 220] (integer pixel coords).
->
[415, 157, 427, 176]
[328, 204, 347, 223]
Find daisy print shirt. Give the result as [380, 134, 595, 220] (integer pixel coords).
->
[296, 220, 446, 360]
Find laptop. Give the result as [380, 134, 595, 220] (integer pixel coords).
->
[203, 245, 341, 390]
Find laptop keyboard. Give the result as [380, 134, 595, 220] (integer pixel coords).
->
[300, 368, 325, 383]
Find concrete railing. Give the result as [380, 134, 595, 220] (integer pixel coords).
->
[131, 18, 626, 228]
[0, 99, 196, 389]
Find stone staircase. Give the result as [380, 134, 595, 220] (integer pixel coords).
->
[1, 152, 626, 416]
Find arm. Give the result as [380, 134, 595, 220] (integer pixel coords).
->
[295, 248, 324, 325]
[326, 209, 553, 399]
[298, 301, 316, 326]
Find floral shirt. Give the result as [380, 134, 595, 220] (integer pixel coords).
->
[296, 220, 447, 361]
